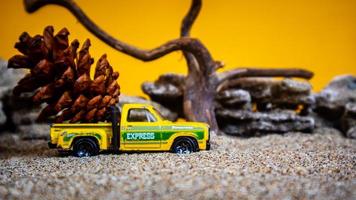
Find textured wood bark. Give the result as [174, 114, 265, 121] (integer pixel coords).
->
[180, 0, 219, 133]
[24, 0, 314, 135]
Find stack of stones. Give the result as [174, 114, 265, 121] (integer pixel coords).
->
[215, 78, 314, 136]
[142, 73, 356, 138]
[313, 75, 356, 138]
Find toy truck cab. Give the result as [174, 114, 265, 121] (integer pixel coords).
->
[49, 103, 210, 157]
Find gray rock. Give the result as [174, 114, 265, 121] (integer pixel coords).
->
[0, 59, 24, 97]
[156, 73, 185, 87]
[216, 89, 251, 109]
[142, 82, 182, 98]
[271, 79, 314, 108]
[19, 124, 50, 140]
[0, 58, 46, 136]
[11, 106, 43, 125]
[0, 59, 25, 129]
[141, 73, 185, 116]
[224, 78, 273, 100]
[0, 102, 6, 125]
[141, 73, 185, 99]
[341, 103, 356, 138]
[308, 112, 336, 129]
[118, 95, 179, 121]
[216, 109, 314, 136]
[314, 75, 356, 119]
[346, 126, 356, 139]
[345, 102, 356, 116]
[270, 95, 315, 112]
[221, 78, 313, 110]
[1, 91, 41, 129]
[278, 78, 311, 94]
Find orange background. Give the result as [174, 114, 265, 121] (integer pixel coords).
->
[0, 0, 355, 96]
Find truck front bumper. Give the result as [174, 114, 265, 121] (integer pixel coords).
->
[48, 142, 57, 149]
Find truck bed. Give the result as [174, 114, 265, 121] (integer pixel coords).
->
[51, 123, 116, 127]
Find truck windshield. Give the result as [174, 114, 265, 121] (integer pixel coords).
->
[127, 108, 157, 122]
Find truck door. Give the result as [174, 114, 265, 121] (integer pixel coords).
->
[122, 108, 161, 150]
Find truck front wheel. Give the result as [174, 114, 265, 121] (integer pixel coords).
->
[73, 138, 99, 157]
[172, 137, 197, 154]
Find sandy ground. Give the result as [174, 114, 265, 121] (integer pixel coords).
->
[0, 128, 355, 200]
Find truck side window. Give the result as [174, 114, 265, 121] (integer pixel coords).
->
[127, 108, 157, 122]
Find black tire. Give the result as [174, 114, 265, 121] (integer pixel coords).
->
[172, 137, 197, 154]
[73, 138, 99, 157]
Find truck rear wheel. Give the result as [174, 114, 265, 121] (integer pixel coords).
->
[73, 138, 99, 157]
[172, 137, 197, 154]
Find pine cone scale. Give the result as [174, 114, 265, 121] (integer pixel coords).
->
[8, 55, 34, 69]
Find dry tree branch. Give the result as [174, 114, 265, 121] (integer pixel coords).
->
[180, 0, 202, 74]
[217, 67, 314, 91]
[181, 0, 202, 37]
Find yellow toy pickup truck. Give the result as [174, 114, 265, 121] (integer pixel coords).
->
[48, 103, 210, 157]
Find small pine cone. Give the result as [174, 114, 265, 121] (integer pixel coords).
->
[8, 26, 120, 123]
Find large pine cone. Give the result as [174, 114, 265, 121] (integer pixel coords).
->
[8, 26, 120, 123]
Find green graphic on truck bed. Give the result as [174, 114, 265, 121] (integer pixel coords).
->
[63, 132, 102, 142]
